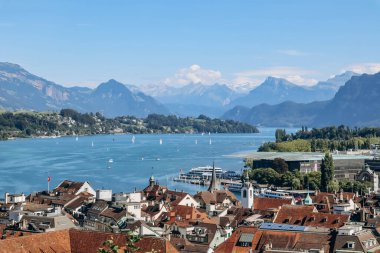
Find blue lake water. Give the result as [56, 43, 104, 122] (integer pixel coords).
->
[0, 127, 298, 196]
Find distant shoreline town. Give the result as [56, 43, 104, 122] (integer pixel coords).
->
[0, 109, 258, 141]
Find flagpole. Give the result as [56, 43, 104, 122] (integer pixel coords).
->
[47, 175, 51, 193]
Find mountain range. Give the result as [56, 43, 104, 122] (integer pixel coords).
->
[223, 72, 380, 127]
[0, 63, 168, 117]
[133, 72, 354, 117]
[130, 83, 241, 117]
[1, 61, 380, 127]
[229, 71, 357, 108]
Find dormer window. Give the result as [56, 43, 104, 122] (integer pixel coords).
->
[283, 218, 290, 223]
[321, 217, 328, 223]
[347, 241, 355, 249]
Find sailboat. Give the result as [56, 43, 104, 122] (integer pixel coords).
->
[131, 135, 135, 144]
[75, 136, 79, 141]
[209, 139, 212, 145]
[91, 141, 94, 147]
[195, 139, 198, 145]
[159, 139, 163, 145]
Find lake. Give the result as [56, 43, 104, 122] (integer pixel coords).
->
[0, 127, 298, 196]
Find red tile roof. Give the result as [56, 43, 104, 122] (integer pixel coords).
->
[274, 205, 349, 228]
[54, 180, 85, 195]
[0, 229, 178, 253]
[214, 226, 333, 253]
[253, 197, 292, 211]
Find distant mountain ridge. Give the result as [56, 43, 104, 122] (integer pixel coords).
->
[230, 72, 357, 108]
[223, 72, 380, 127]
[0, 62, 168, 117]
[136, 82, 241, 117]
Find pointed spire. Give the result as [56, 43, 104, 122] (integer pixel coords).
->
[208, 161, 219, 192]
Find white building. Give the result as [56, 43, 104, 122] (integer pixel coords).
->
[241, 172, 254, 209]
[4, 193, 26, 204]
[96, 189, 112, 201]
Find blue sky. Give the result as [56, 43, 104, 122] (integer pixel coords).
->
[1, 0, 380, 88]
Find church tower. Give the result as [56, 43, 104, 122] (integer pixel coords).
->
[241, 170, 254, 209]
[208, 161, 220, 192]
[149, 175, 155, 187]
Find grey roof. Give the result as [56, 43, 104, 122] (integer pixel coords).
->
[229, 151, 373, 162]
[260, 222, 305, 231]
[238, 233, 254, 243]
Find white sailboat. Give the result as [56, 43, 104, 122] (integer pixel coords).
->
[75, 136, 79, 141]
[195, 139, 198, 144]
[159, 138, 163, 145]
[209, 139, 212, 145]
[131, 135, 135, 144]
[91, 141, 94, 147]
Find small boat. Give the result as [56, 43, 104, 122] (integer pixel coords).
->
[201, 132, 205, 136]
[195, 139, 198, 144]
[226, 182, 243, 192]
[159, 139, 163, 145]
[132, 135, 135, 143]
[91, 141, 94, 147]
[209, 139, 212, 145]
[75, 136, 79, 141]
[141, 157, 144, 161]
[156, 157, 160, 161]
[108, 159, 114, 163]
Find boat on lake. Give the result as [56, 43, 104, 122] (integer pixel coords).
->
[174, 165, 225, 183]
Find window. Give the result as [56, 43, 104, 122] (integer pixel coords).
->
[243, 190, 247, 198]
[347, 241, 355, 249]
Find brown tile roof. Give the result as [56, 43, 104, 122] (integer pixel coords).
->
[194, 190, 238, 206]
[334, 230, 380, 253]
[0, 230, 71, 253]
[54, 180, 85, 195]
[224, 207, 255, 228]
[162, 205, 214, 225]
[0, 229, 178, 253]
[65, 196, 88, 210]
[214, 226, 333, 253]
[253, 197, 292, 211]
[100, 208, 127, 222]
[274, 205, 349, 228]
[22, 203, 53, 212]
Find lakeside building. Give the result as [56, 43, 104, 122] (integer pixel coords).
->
[239, 151, 373, 180]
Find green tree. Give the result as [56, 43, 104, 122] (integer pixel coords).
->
[275, 129, 287, 142]
[272, 158, 289, 173]
[250, 168, 280, 185]
[320, 152, 334, 192]
[303, 171, 321, 190]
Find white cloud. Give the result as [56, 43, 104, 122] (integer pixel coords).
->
[276, 49, 307, 56]
[344, 63, 380, 74]
[163, 64, 223, 86]
[233, 66, 318, 87]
